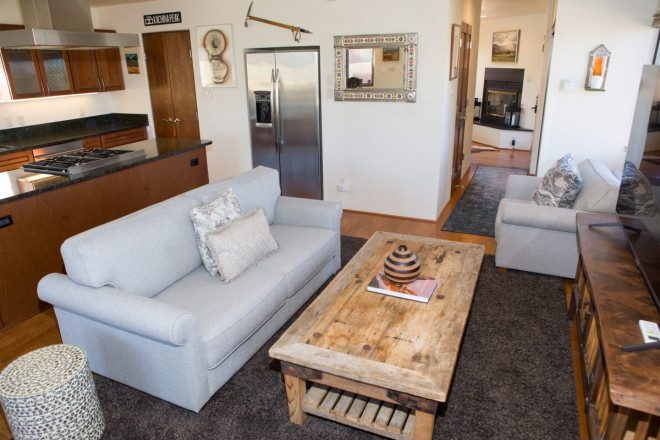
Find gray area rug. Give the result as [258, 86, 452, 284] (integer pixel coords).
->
[442, 166, 527, 237]
[96, 235, 578, 440]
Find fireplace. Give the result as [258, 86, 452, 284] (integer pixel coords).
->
[481, 68, 524, 127]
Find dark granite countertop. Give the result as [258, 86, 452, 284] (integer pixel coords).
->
[0, 138, 211, 205]
[0, 113, 149, 152]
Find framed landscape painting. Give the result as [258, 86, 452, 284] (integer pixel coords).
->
[492, 30, 520, 62]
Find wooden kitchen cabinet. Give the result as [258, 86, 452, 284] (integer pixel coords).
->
[100, 127, 147, 148]
[83, 127, 147, 150]
[0, 48, 74, 99]
[0, 149, 34, 172]
[82, 136, 102, 150]
[69, 48, 124, 93]
[96, 48, 125, 91]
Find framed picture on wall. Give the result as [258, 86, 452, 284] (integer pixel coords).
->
[492, 29, 520, 63]
[196, 24, 237, 88]
[449, 24, 460, 80]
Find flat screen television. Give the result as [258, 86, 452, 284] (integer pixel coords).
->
[616, 215, 660, 313]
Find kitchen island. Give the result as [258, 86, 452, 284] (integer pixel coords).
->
[0, 138, 210, 331]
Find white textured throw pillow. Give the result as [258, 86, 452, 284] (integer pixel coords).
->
[190, 188, 242, 276]
[206, 208, 279, 282]
[531, 154, 582, 208]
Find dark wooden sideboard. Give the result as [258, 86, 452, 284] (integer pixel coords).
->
[571, 213, 660, 439]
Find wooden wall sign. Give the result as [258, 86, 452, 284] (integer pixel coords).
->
[144, 12, 182, 26]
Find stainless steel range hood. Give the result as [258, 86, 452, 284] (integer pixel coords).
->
[0, 0, 139, 49]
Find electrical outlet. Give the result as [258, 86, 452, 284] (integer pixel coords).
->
[203, 89, 213, 99]
[4, 116, 12, 127]
[16, 115, 25, 125]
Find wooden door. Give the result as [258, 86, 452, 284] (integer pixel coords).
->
[451, 22, 472, 196]
[96, 48, 124, 91]
[143, 31, 200, 139]
[69, 50, 101, 93]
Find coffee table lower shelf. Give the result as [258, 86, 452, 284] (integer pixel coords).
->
[303, 383, 418, 440]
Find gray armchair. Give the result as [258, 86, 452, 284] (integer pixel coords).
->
[495, 159, 621, 278]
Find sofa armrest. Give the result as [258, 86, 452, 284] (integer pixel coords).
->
[505, 175, 542, 200]
[38, 274, 197, 346]
[500, 199, 580, 233]
[274, 196, 342, 232]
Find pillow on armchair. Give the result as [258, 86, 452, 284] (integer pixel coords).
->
[531, 154, 582, 208]
[616, 161, 658, 216]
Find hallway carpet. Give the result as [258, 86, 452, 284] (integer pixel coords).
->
[442, 166, 527, 237]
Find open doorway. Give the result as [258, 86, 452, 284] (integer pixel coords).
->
[470, 0, 553, 174]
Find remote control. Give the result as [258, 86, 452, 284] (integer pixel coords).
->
[639, 320, 660, 343]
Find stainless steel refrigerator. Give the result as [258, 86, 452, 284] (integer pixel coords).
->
[245, 47, 322, 200]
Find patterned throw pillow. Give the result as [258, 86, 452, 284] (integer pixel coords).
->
[190, 188, 242, 276]
[206, 208, 279, 282]
[616, 161, 657, 216]
[531, 154, 582, 208]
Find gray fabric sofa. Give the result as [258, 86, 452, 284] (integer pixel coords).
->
[38, 166, 342, 412]
[495, 158, 622, 278]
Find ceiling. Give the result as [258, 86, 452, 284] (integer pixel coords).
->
[481, 0, 550, 18]
[87, 0, 550, 18]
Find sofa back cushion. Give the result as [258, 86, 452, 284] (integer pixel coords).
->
[184, 166, 281, 224]
[572, 159, 621, 213]
[61, 196, 202, 297]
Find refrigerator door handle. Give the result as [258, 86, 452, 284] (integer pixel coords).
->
[272, 68, 283, 153]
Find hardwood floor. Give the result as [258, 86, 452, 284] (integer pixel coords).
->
[1, 146, 591, 440]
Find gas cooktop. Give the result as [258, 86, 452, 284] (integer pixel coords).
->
[22, 148, 146, 176]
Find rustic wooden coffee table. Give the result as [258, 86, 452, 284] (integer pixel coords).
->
[269, 231, 484, 440]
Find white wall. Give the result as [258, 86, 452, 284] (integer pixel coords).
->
[475, 13, 547, 130]
[537, 0, 658, 175]
[86, 0, 481, 221]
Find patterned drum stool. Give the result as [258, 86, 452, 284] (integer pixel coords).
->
[0, 344, 105, 440]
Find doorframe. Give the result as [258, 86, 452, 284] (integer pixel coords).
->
[451, 21, 473, 197]
[528, 0, 558, 175]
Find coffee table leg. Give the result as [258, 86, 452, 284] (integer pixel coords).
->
[413, 410, 435, 440]
[283, 374, 307, 425]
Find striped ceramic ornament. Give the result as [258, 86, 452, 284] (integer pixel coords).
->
[384, 244, 421, 284]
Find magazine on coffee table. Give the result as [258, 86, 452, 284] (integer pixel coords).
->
[367, 268, 438, 303]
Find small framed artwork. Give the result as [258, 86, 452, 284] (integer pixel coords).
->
[382, 47, 399, 62]
[196, 24, 236, 88]
[492, 29, 520, 63]
[585, 44, 611, 91]
[124, 53, 139, 74]
[449, 24, 461, 80]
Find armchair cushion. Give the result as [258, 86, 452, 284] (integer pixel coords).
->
[572, 158, 620, 213]
[531, 154, 582, 208]
[498, 198, 579, 234]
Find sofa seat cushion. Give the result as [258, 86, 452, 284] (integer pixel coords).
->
[572, 158, 620, 213]
[61, 196, 202, 298]
[259, 225, 337, 297]
[154, 265, 288, 369]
